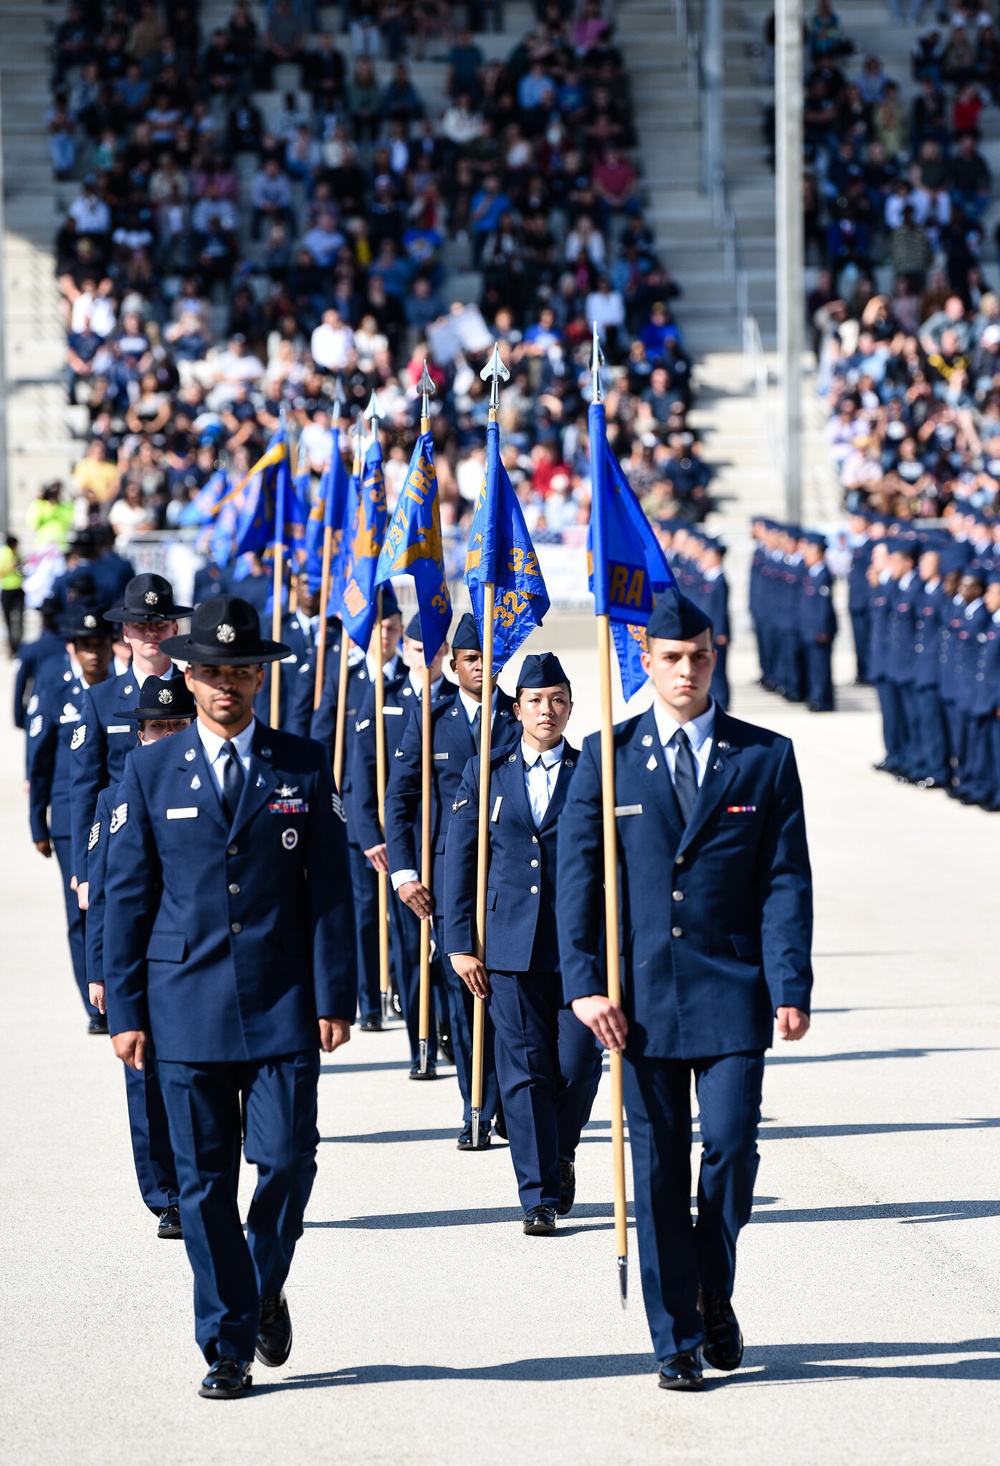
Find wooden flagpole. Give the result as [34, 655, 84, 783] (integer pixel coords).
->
[592, 323, 628, 1306]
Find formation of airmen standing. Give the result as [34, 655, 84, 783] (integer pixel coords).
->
[15, 564, 814, 1399]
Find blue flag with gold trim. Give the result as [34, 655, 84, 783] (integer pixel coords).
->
[464, 420, 549, 671]
[233, 428, 288, 560]
[587, 401, 675, 698]
[376, 430, 452, 662]
[305, 440, 350, 596]
[331, 438, 387, 648]
[178, 467, 229, 528]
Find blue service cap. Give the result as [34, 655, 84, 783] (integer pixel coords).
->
[885, 536, 920, 559]
[939, 544, 969, 574]
[646, 591, 714, 641]
[451, 611, 481, 651]
[703, 537, 726, 555]
[378, 582, 401, 619]
[802, 531, 828, 550]
[515, 651, 571, 691]
[986, 569, 1000, 586]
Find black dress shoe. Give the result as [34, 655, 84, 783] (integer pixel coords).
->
[359, 1018, 382, 1032]
[493, 1107, 507, 1140]
[523, 1205, 557, 1235]
[557, 1159, 576, 1216]
[456, 1121, 491, 1150]
[390, 990, 402, 1017]
[438, 1030, 455, 1065]
[199, 1357, 253, 1399]
[157, 1204, 183, 1239]
[657, 1349, 704, 1390]
[409, 1062, 438, 1080]
[698, 1288, 744, 1371]
[87, 1015, 108, 1034]
[256, 1291, 292, 1367]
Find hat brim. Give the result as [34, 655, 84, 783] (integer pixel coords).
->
[159, 634, 291, 666]
[105, 603, 194, 622]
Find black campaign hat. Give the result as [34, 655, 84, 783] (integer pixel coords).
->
[61, 602, 113, 640]
[160, 595, 290, 665]
[516, 652, 571, 691]
[124, 676, 197, 722]
[451, 612, 481, 652]
[646, 592, 713, 641]
[105, 573, 193, 623]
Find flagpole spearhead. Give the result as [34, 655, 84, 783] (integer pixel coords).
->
[352, 406, 365, 466]
[617, 1255, 628, 1308]
[331, 377, 345, 423]
[479, 341, 511, 412]
[418, 360, 436, 423]
[363, 389, 383, 447]
[591, 322, 605, 405]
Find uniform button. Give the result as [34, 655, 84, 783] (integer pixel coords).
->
[530, 858, 538, 868]
[530, 885, 538, 894]
[228, 883, 240, 895]
[672, 890, 684, 902]
[675, 854, 684, 866]
[671, 926, 683, 938]
[228, 844, 238, 856]
[531, 835, 538, 844]
[231, 922, 242, 934]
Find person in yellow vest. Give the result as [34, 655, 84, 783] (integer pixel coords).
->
[0, 535, 25, 655]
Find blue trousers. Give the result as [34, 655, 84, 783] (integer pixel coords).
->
[157, 1050, 320, 1363]
[53, 835, 96, 1017]
[943, 698, 966, 779]
[623, 1051, 764, 1362]
[389, 889, 441, 1067]
[960, 712, 995, 805]
[434, 917, 499, 1124]
[875, 678, 906, 770]
[850, 608, 870, 682]
[124, 1054, 179, 1214]
[911, 685, 950, 783]
[348, 843, 381, 1022]
[489, 971, 602, 1210]
[803, 639, 834, 710]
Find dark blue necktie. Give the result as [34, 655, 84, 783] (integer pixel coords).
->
[221, 741, 244, 824]
[670, 728, 698, 822]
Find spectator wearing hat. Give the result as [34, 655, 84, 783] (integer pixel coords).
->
[27, 600, 115, 1031]
[559, 591, 813, 1391]
[103, 595, 356, 1398]
[445, 651, 602, 1235]
[86, 675, 197, 1241]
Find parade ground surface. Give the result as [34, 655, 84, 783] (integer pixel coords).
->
[2, 630, 999, 1466]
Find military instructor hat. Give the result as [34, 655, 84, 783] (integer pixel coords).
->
[125, 676, 197, 722]
[61, 601, 114, 640]
[451, 611, 482, 652]
[160, 595, 291, 665]
[105, 572, 194, 623]
[646, 591, 713, 641]
[516, 652, 572, 695]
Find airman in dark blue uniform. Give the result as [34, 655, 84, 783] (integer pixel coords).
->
[256, 572, 344, 737]
[909, 546, 951, 789]
[350, 613, 453, 1076]
[558, 593, 813, 1392]
[699, 539, 730, 710]
[87, 676, 196, 1239]
[27, 602, 114, 1030]
[69, 574, 191, 900]
[445, 652, 602, 1232]
[310, 583, 401, 1031]
[12, 596, 66, 729]
[385, 612, 517, 1149]
[799, 532, 837, 711]
[103, 596, 356, 1400]
[846, 511, 874, 684]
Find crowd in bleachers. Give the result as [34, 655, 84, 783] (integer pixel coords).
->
[37, 0, 713, 583]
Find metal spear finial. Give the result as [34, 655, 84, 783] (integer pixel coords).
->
[591, 322, 605, 405]
[479, 341, 511, 411]
[363, 389, 383, 447]
[418, 359, 436, 422]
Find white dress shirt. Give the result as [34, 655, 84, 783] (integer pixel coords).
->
[653, 698, 716, 789]
[365, 651, 400, 682]
[407, 670, 443, 699]
[522, 738, 564, 825]
[134, 662, 178, 689]
[196, 716, 256, 796]
[458, 686, 497, 724]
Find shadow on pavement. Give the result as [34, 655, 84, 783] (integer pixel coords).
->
[304, 1201, 637, 1229]
[253, 1339, 1000, 1393]
[767, 1047, 994, 1065]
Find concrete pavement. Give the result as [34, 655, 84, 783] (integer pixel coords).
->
[1, 628, 998, 1465]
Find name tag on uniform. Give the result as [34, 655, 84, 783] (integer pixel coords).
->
[166, 807, 199, 819]
[491, 795, 503, 822]
[106, 724, 132, 734]
[383, 706, 403, 716]
[433, 751, 449, 760]
[615, 804, 643, 817]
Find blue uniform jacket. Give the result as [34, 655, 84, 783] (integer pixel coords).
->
[970, 612, 1000, 716]
[384, 684, 518, 911]
[69, 669, 173, 884]
[701, 570, 730, 641]
[914, 581, 947, 689]
[103, 720, 357, 1062]
[310, 650, 398, 843]
[27, 670, 100, 843]
[444, 740, 578, 973]
[887, 574, 920, 684]
[848, 539, 872, 612]
[800, 563, 837, 640]
[256, 612, 344, 738]
[13, 631, 67, 729]
[85, 783, 117, 985]
[557, 706, 813, 1060]
[349, 670, 456, 855]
